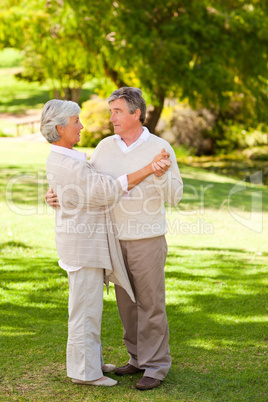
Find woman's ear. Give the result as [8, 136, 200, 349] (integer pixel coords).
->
[56, 125, 63, 135]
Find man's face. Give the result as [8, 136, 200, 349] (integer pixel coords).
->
[109, 98, 139, 136]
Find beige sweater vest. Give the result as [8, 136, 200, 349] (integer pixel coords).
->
[90, 133, 183, 240]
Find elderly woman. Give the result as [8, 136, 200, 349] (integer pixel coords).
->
[40, 99, 171, 387]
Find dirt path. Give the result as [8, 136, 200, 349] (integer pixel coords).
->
[0, 108, 42, 122]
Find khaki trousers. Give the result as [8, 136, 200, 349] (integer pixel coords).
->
[115, 235, 171, 381]
[66, 267, 104, 381]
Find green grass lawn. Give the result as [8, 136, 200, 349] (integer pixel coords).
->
[0, 142, 268, 401]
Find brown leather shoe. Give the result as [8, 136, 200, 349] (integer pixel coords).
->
[114, 363, 143, 376]
[135, 376, 162, 390]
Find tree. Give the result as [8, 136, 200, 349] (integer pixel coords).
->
[0, 0, 95, 100]
[1, 0, 267, 132]
[64, 0, 268, 132]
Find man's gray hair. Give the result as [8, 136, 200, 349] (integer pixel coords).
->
[108, 87, 147, 124]
[40, 99, 81, 143]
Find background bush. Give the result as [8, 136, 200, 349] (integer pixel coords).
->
[156, 104, 216, 155]
[156, 103, 268, 156]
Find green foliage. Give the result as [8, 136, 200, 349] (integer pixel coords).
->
[64, 0, 268, 124]
[1, 0, 267, 128]
[0, 0, 267, 148]
[78, 97, 114, 147]
[213, 121, 268, 153]
[0, 0, 95, 100]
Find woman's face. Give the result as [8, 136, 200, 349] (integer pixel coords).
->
[58, 115, 84, 149]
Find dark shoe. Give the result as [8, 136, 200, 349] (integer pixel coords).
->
[135, 376, 161, 390]
[114, 363, 143, 376]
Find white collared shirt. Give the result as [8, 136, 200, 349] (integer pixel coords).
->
[50, 144, 88, 161]
[114, 126, 150, 153]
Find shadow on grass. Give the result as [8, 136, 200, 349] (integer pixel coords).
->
[168, 245, 251, 254]
[166, 292, 268, 401]
[166, 345, 268, 400]
[180, 159, 268, 186]
[164, 244, 268, 399]
[0, 91, 50, 114]
[179, 175, 268, 212]
[166, 244, 268, 290]
[0, 241, 31, 251]
[2, 250, 266, 339]
[165, 242, 267, 351]
[1, 165, 268, 212]
[0, 166, 47, 205]
[1, 241, 267, 400]
[0, 254, 68, 362]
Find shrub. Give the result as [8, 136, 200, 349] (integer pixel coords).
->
[78, 97, 113, 147]
[214, 122, 268, 153]
[156, 102, 268, 155]
[156, 104, 216, 155]
[243, 146, 268, 161]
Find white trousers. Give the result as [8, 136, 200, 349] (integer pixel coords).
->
[66, 267, 104, 381]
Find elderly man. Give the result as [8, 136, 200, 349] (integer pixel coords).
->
[46, 87, 183, 390]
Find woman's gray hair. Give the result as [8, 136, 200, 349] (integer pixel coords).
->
[108, 87, 146, 124]
[40, 99, 81, 143]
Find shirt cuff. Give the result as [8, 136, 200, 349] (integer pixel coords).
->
[118, 174, 129, 193]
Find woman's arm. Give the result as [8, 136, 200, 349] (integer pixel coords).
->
[45, 149, 171, 208]
[127, 149, 171, 190]
[45, 187, 60, 209]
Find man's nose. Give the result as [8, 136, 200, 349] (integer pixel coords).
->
[110, 113, 116, 122]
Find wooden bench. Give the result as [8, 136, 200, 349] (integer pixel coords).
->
[16, 118, 40, 136]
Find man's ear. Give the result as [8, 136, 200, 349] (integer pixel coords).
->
[135, 109, 141, 120]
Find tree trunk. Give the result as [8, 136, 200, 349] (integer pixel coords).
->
[71, 87, 82, 103]
[103, 60, 127, 88]
[144, 94, 165, 134]
[63, 87, 72, 100]
[53, 87, 82, 103]
[53, 89, 62, 99]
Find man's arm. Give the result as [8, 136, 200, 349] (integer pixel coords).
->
[153, 143, 183, 206]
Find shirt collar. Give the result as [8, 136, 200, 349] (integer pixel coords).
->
[114, 126, 150, 144]
[50, 144, 87, 162]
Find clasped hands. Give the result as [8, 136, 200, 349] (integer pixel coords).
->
[152, 148, 172, 177]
